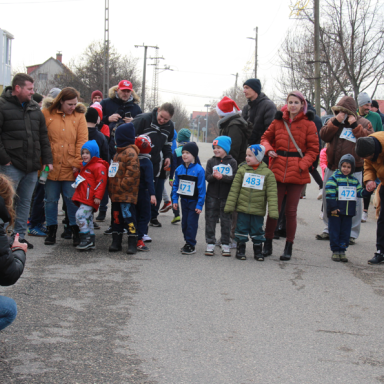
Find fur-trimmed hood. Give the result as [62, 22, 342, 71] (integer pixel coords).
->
[331, 96, 358, 118]
[108, 85, 140, 104]
[42, 97, 86, 114]
[274, 109, 315, 122]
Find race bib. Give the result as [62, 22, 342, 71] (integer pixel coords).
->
[178, 180, 195, 196]
[338, 186, 357, 201]
[242, 173, 265, 190]
[213, 164, 233, 176]
[340, 128, 356, 143]
[108, 162, 119, 178]
[71, 175, 85, 189]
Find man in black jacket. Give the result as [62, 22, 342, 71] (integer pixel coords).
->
[0, 74, 53, 248]
[132, 103, 175, 227]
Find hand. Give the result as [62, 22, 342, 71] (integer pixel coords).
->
[12, 233, 28, 253]
[336, 112, 346, 123]
[213, 170, 223, 179]
[163, 158, 171, 169]
[169, 180, 174, 187]
[150, 195, 157, 205]
[5, 162, 11, 166]
[108, 114, 121, 123]
[94, 198, 101, 205]
[348, 115, 357, 125]
[173, 203, 178, 210]
[43, 164, 53, 171]
[195, 209, 202, 214]
[72, 167, 80, 173]
[366, 181, 376, 192]
[331, 209, 340, 215]
[123, 117, 133, 124]
[268, 150, 278, 158]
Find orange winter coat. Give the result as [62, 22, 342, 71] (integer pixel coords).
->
[43, 104, 88, 181]
[261, 110, 319, 184]
[363, 132, 384, 185]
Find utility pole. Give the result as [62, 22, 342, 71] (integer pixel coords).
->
[197, 116, 201, 143]
[102, 0, 110, 97]
[247, 27, 258, 78]
[149, 49, 164, 107]
[231, 73, 238, 101]
[204, 104, 210, 143]
[314, 0, 321, 116]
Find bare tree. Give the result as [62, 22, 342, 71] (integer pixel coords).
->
[170, 98, 189, 131]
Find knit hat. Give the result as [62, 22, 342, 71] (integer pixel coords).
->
[115, 123, 135, 147]
[182, 142, 199, 160]
[118, 80, 133, 91]
[91, 90, 103, 101]
[212, 136, 231, 154]
[85, 107, 99, 124]
[32, 93, 43, 103]
[81, 140, 100, 159]
[287, 91, 308, 114]
[216, 96, 240, 117]
[338, 154, 355, 174]
[90, 102, 103, 120]
[357, 92, 371, 107]
[356, 137, 376, 158]
[243, 79, 261, 95]
[177, 128, 191, 143]
[372, 100, 379, 109]
[135, 135, 153, 154]
[48, 88, 61, 99]
[249, 144, 265, 163]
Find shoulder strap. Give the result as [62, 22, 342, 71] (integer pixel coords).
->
[283, 121, 303, 158]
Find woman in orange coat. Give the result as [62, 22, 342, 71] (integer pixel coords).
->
[261, 91, 319, 260]
[42, 88, 88, 246]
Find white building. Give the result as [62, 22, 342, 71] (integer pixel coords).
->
[0, 29, 14, 94]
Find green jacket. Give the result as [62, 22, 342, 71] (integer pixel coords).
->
[358, 110, 383, 132]
[224, 161, 278, 219]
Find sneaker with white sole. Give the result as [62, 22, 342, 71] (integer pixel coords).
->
[143, 234, 152, 242]
[205, 244, 215, 256]
[317, 189, 323, 200]
[221, 244, 231, 257]
[361, 211, 368, 223]
[182, 244, 196, 255]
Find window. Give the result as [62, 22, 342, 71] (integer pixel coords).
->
[38, 73, 48, 81]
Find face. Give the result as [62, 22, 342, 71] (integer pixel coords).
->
[15, 81, 35, 102]
[82, 149, 91, 163]
[246, 148, 258, 166]
[117, 88, 132, 101]
[360, 103, 371, 115]
[287, 95, 303, 116]
[93, 95, 102, 103]
[213, 145, 226, 158]
[341, 162, 352, 176]
[243, 85, 258, 101]
[60, 98, 78, 115]
[182, 150, 194, 164]
[157, 109, 172, 125]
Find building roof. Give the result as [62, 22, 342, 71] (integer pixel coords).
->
[192, 111, 207, 119]
[26, 57, 67, 75]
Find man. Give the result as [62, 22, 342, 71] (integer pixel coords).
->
[0, 73, 53, 248]
[355, 133, 384, 264]
[91, 90, 103, 104]
[132, 103, 175, 227]
[357, 92, 382, 132]
[371, 100, 384, 127]
[242, 78, 277, 151]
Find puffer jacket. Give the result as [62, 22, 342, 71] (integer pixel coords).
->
[363, 132, 384, 185]
[261, 110, 319, 184]
[0, 87, 53, 172]
[320, 96, 373, 172]
[42, 104, 88, 181]
[224, 161, 278, 218]
[108, 144, 140, 203]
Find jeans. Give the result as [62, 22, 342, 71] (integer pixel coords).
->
[181, 198, 199, 246]
[136, 189, 151, 241]
[329, 214, 352, 253]
[45, 180, 77, 226]
[0, 165, 38, 239]
[0, 296, 17, 331]
[99, 187, 109, 213]
[151, 177, 165, 220]
[29, 181, 46, 227]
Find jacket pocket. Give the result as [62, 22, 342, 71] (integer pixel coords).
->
[68, 144, 75, 156]
[3, 140, 23, 150]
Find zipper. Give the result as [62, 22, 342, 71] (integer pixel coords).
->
[87, 184, 90, 200]
[346, 176, 349, 214]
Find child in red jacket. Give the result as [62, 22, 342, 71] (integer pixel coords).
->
[72, 140, 109, 250]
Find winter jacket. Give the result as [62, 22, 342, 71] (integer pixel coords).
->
[205, 155, 238, 200]
[376, 109, 384, 127]
[42, 104, 88, 181]
[132, 108, 175, 177]
[224, 161, 278, 219]
[138, 154, 155, 196]
[363, 132, 384, 185]
[320, 96, 373, 172]
[108, 144, 140, 203]
[170, 142, 201, 180]
[261, 110, 319, 184]
[88, 127, 109, 162]
[307, 101, 323, 153]
[358, 110, 383, 132]
[217, 114, 252, 164]
[0, 87, 53, 172]
[172, 162, 206, 210]
[242, 92, 277, 145]
[320, 147, 328, 179]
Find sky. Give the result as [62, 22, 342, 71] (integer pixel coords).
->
[0, 0, 304, 113]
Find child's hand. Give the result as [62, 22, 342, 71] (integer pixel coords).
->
[195, 208, 202, 214]
[331, 209, 340, 215]
[150, 195, 157, 205]
[72, 167, 80, 174]
[12, 233, 28, 253]
[169, 180, 174, 187]
[213, 170, 223, 180]
[94, 198, 101, 205]
[173, 203, 178, 210]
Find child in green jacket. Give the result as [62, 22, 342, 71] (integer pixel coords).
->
[224, 144, 278, 261]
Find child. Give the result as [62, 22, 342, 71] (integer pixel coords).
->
[72, 140, 109, 250]
[325, 154, 368, 262]
[205, 136, 237, 256]
[135, 135, 156, 251]
[172, 142, 206, 254]
[224, 145, 278, 261]
[108, 123, 140, 254]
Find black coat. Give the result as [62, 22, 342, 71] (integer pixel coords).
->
[0, 87, 53, 172]
[88, 127, 109, 162]
[138, 154, 155, 195]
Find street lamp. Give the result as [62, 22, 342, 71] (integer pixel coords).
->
[204, 104, 210, 143]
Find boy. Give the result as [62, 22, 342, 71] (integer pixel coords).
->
[108, 123, 140, 254]
[224, 145, 278, 261]
[172, 142, 206, 254]
[326, 154, 368, 262]
[72, 140, 109, 250]
[205, 136, 237, 256]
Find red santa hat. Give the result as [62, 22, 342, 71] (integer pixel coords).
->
[216, 96, 240, 117]
[135, 134, 153, 154]
[90, 102, 103, 120]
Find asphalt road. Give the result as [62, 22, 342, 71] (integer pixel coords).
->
[1, 142, 384, 383]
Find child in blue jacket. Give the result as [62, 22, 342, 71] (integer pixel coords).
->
[172, 142, 206, 254]
[326, 154, 368, 262]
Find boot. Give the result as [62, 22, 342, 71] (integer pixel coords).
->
[253, 243, 264, 261]
[71, 225, 80, 247]
[262, 238, 273, 256]
[77, 232, 94, 250]
[90, 234, 96, 249]
[61, 224, 72, 239]
[236, 242, 246, 260]
[44, 225, 58, 245]
[109, 233, 122, 252]
[280, 241, 293, 261]
[127, 235, 138, 255]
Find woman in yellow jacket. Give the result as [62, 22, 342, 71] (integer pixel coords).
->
[42, 88, 88, 246]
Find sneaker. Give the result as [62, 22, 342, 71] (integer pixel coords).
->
[316, 232, 329, 240]
[319, 212, 323, 220]
[229, 241, 237, 249]
[171, 216, 181, 224]
[143, 234, 152, 242]
[331, 253, 340, 262]
[339, 252, 348, 262]
[368, 252, 384, 265]
[104, 226, 113, 235]
[93, 221, 101, 230]
[361, 211, 368, 223]
[58, 210, 65, 216]
[205, 244, 215, 256]
[317, 189, 323, 200]
[221, 244, 231, 257]
[159, 201, 172, 213]
[149, 218, 162, 227]
[28, 225, 46, 237]
[349, 237, 356, 245]
[137, 239, 149, 252]
[180, 243, 188, 252]
[182, 244, 196, 255]
[19, 238, 33, 249]
[96, 211, 106, 222]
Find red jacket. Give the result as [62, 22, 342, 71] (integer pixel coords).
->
[72, 157, 109, 211]
[261, 110, 319, 184]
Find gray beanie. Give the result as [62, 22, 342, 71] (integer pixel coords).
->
[356, 137, 375, 158]
[48, 87, 61, 99]
[357, 92, 371, 107]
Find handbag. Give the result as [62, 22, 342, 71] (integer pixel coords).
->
[283, 121, 304, 158]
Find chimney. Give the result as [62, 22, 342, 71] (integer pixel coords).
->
[56, 51, 62, 63]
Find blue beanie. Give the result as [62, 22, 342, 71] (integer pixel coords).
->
[249, 144, 265, 163]
[182, 142, 199, 161]
[243, 78, 261, 95]
[212, 136, 231, 154]
[81, 140, 100, 166]
[115, 123, 135, 147]
[177, 128, 191, 143]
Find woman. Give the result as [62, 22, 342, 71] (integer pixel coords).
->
[42, 87, 88, 246]
[261, 91, 319, 260]
[0, 174, 27, 331]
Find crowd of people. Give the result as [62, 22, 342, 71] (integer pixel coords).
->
[1, 73, 384, 332]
